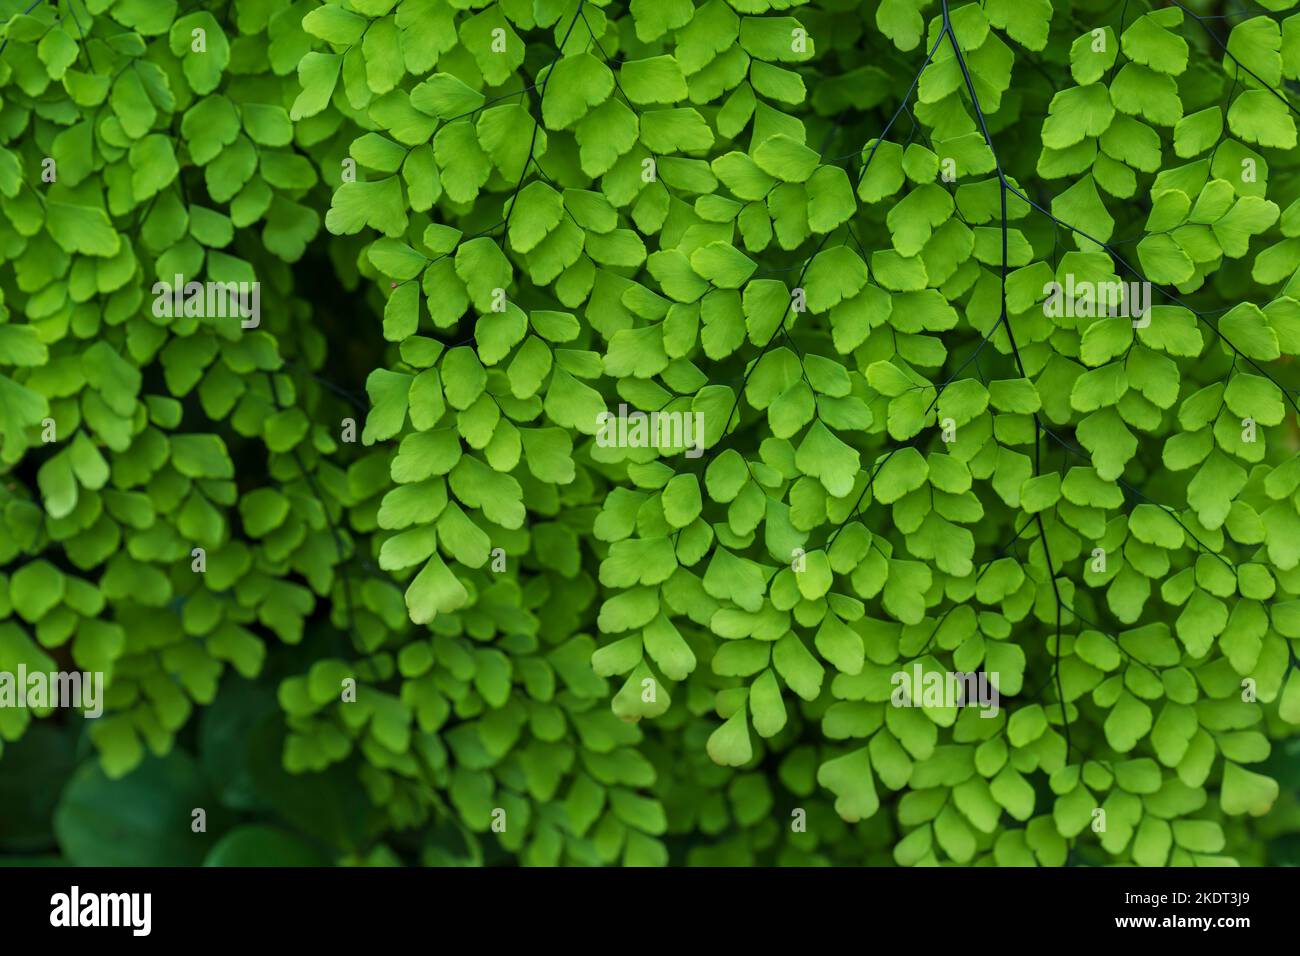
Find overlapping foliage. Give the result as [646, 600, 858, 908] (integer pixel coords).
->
[2, 0, 1300, 866]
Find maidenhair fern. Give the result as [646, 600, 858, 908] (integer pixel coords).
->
[1, 0, 1299, 867]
